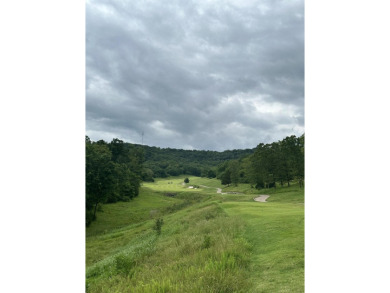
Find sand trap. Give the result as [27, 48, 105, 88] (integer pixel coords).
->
[216, 188, 228, 194]
[253, 195, 270, 202]
[202, 185, 269, 201]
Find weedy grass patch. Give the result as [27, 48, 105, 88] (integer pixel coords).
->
[86, 199, 252, 292]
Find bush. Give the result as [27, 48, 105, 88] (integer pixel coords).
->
[184, 177, 189, 183]
[153, 218, 164, 235]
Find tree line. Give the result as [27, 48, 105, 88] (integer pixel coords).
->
[132, 144, 254, 180]
[216, 134, 304, 188]
[85, 137, 143, 226]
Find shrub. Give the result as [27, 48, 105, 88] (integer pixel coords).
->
[153, 218, 164, 235]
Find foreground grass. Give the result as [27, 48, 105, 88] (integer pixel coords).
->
[223, 200, 304, 290]
[87, 202, 252, 292]
[86, 177, 304, 292]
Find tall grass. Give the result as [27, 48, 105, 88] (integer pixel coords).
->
[87, 203, 252, 292]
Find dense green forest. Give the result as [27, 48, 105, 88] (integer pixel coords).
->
[138, 144, 255, 180]
[85, 137, 144, 226]
[216, 134, 304, 188]
[85, 134, 304, 226]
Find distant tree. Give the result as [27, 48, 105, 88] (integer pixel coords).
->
[141, 168, 155, 182]
[96, 139, 107, 145]
[229, 161, 240, 186]
[166, 165, 180, 176]
[109, 138, 124, 163]
[155, 168, 168, 178]
[108, 163, 140, 203]
[249, 143, 267, 189]
[207, 169, 216, 178]
[280, 136, 297, 187]
[221, 169, 232, 186]
[184, 177, 189, 183]
[186, 165, 201, 176]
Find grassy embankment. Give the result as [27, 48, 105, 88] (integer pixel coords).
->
[86, 176, 304, 292]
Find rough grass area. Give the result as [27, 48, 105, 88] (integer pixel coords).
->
[87, 203, 252, 292]
[86, 177, 304, 292]
[86, 187, 182, 237]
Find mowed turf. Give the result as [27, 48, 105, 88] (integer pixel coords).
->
[86, 177, 304, 292]
[223, 202, 304, 291]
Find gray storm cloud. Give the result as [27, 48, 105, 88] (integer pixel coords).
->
[86, 0, 304, 151]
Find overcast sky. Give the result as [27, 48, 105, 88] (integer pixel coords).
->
[86, 0, 304, 151]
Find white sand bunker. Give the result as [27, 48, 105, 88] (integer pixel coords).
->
[254, 195, 270, 202]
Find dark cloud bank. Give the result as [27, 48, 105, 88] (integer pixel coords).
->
[86, 0, 304, 151]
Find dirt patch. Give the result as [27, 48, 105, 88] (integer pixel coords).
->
[253, 195, 270, 202]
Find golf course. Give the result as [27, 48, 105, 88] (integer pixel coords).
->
[86, 176, 304, 292]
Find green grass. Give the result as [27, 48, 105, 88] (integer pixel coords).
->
[86, 177, 304, 292]
[86, 187, 183, 237]
[222, 201, 304, 292]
